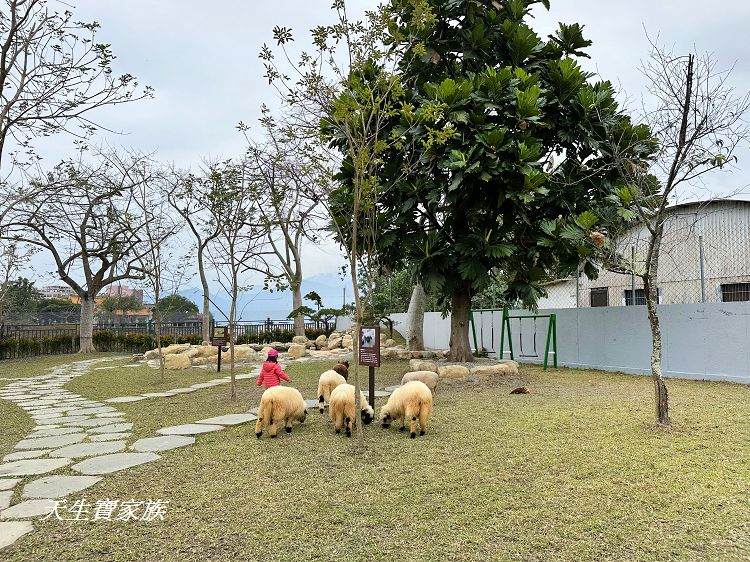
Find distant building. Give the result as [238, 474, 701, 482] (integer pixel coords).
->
[541, 198, 750, 308]
[39, 285, 74, 300]
[104, 285, 144, 304]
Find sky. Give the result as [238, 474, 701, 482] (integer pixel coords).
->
[20, 0, 750, 292]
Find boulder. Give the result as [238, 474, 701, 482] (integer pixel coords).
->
[163, 343, 191, 355]
[437, 365, 471, 379]
[259, 346, 273, 359]
[315, 334, 327, 347]
[382, 348, 399, 359]
[329, 332, 342, 341]
[233, 345, 257, 361]
[191, 356, 216, 366]
[470, 364, 513, 378]
[327, 337, 342, 350]
[396, 349, 412, 360]
[185, 348, 202, 358]
[287, 343, 307, 359]
[342, 334, 353, 349]
[384, 339, 396, 348]
[292, 335, 309, 346]
[164, 353, 191, 370]
[421, 350, 437, 359]
[409, 359, 438, 373]
[194, 345, 218, 358]
[498, 359, 520, 376]
[130, 354, 145, 363]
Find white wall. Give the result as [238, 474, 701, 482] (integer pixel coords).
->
[392, 302, 750, 384]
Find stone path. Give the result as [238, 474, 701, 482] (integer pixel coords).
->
[103, 373, 257, 404]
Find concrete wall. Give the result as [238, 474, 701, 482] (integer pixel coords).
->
[391, 302, 750, 384]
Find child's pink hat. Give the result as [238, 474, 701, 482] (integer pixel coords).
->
[267, 348, 279, 359]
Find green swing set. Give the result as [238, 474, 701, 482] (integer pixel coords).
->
[469, 308, 558, 370]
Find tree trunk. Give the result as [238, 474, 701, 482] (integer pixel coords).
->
[79, 295, 96, 353]
[292, 281, 305, 337]
[405, 283, 425, 350]
[644, 233, 669, 425]
[447, 286, 473, 362]
[198, 250, 211, 343]
[229, 289, 237, 400]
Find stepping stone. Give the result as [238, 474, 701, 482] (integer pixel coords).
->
[67, 407, 117, 416]
[88, 423, 132, 434]
[71, 452, 160, 475]
[29, 427, 81, 437]
[89, 432, 131, 442]
[156, 424, 223, 436]
[49, 441, 126, 459]
[131, 435, 195, 452]
[0, 521, 34, 549]
[105, 396, 146, 403]
[42, 416, 89, 425]
[142, 392, 178, 398]
[97, 412, 126, 418]
[3, 450, 50, 462]
[0, 499, 57, 519]
[71, 418, 126, 428]
[0, 479, 19, 491]
[0, 492, 10, 510]
[384, 385, 401, 392]
[196, 413, 257, 426]
[304, 399, 319, 409]
[15, 434, 86, 450]
[189, 382, 224, 389]
[235, 374, 256, 380]
[247, 407, 259, 415]
[168, 388, 197, 394]
[0, 458, 71, 477]
[21, 475, 102, 499]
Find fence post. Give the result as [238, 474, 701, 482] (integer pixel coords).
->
[630, 245, 636, 305]
[699, 235, 706, 303]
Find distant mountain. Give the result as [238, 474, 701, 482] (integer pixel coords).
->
[179, 273, 353, 321]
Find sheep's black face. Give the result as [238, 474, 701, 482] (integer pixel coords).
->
[361, 409, 373, 425]
[381, 413, 391, 429]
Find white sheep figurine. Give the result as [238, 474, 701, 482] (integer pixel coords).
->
[401, 370, 439, 394]
[317, 369, 347, 414]
[380, 380, 433, 439]
[254, 385, 307, 438]
[329, 383, 375, 437]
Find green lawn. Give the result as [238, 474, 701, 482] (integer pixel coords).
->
[2, 355, 750, 561]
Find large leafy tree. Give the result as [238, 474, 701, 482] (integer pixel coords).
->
[371, 0, 653, 360]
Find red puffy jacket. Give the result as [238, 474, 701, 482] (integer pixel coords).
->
[256, 361, 290, 389]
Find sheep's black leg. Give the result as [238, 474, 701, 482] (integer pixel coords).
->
[318, 395, 325, 414]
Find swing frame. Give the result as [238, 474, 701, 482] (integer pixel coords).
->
[498, 308, 558, 370]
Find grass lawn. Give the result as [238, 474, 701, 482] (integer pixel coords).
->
[2, 356, 750, 561]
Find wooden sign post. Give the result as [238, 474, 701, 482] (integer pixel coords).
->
[358, 325, 381, 409]
[211, 326, 229, 372]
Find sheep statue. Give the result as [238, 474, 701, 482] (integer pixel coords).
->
[380, 380, 433, 439]
[328, 383, 375, 437]
[401, 370, 439, 394]
[317, 369, 347, 414]
[254, 385, 307, 438]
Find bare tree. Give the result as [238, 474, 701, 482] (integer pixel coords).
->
[206, 160, 266, 400]
[0, 0, 152, 169]
[605, 41, 750, 425]
[405, 283, 425, 350]
[242, 116, 323, 337]
[2, 149, 157, 352]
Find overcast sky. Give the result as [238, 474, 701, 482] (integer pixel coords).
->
[25, 0, 750, 286]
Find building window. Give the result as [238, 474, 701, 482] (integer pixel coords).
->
[590, 287, 609, 307]
[624, 289, 646, 306]
[721, 283, 750, 302]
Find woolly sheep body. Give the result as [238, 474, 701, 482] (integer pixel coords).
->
[380, 380, 433, 439]
[328, 383, 374, 437]
[254, 385, 307, 438]
[401, 370, 439, 394]
[317, 370, 347, 413]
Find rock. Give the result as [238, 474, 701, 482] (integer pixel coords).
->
[384, 338, 396, 348]
[3, 451, 50, 462]
[0, 499, 57, 519]
[21, 475, 102, 499]
[14, 434, 86, 450]
[49, 441, 127, 459]
[0, 492, 10, 510]
[71, 452, 160, 475]
[164, 353, 191, 370]
[287, 343, 307, 359]
[315, 335, 327, 347]
[259, 346, 273, 358]
[470, 364, 513, 378]
[437, 365, 471, 379]
[232, 345, 258, 361]
[0, 521, 34, 549]
[130, 435, 195, 452]
[0, 458, 71, 477]
[89, 433, 131, 442]
[510, 386, 531, 394]
[327, 337, 342, 350]
[329, 332, 342, 341]
[409, 359, 438, 373]
[88, 423, 133, 434]
[401, 371, 440, 393]
[195, 345, 218, 357]
[196, 413, 257, 426]
[156, 423, 224, 436]
[421, 350, 437, 359]
[382, 348, 399, 359]
[341, 335, 353, 349]
[131, 354, 145, 363]
[0, 479, 20, 491]
[396, 349, 412, 360]
[105, 396, 147, 403]
[499, 359, 520, 376]
[292, 335, 309, 345]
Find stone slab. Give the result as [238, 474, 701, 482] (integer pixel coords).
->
[105, 396, 147, 403]
[0, 491, 10, 510]
[0, 479, 19, 491]
[142, 392, 178, 398]
[88, 423, 133, 434]
[21, 475, 103, 499]
[0, 458, 71, 477]
[156, 424, 224, 436]
[3, 450, 50, 462]
[89, 432, 131, 442]
[189, 382, 223, 389]
[28, 427, 80, 437]
[168, 388, 197, 394]
[131, 435, 195, 452]
[71, 452, 160, 475]
[69, 418, 125, 428]
[0, 521, 34, 549]
[0, 499, 56, 519]
[195, 413, 257, 426]
[49, 441, 126, 459]
[14, 434, 86, 450]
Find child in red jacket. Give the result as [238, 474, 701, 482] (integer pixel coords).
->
[256, 349, 290, 389]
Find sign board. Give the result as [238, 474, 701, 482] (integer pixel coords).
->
[358, 325, 380, 367]
[211, 326, 229, 347]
